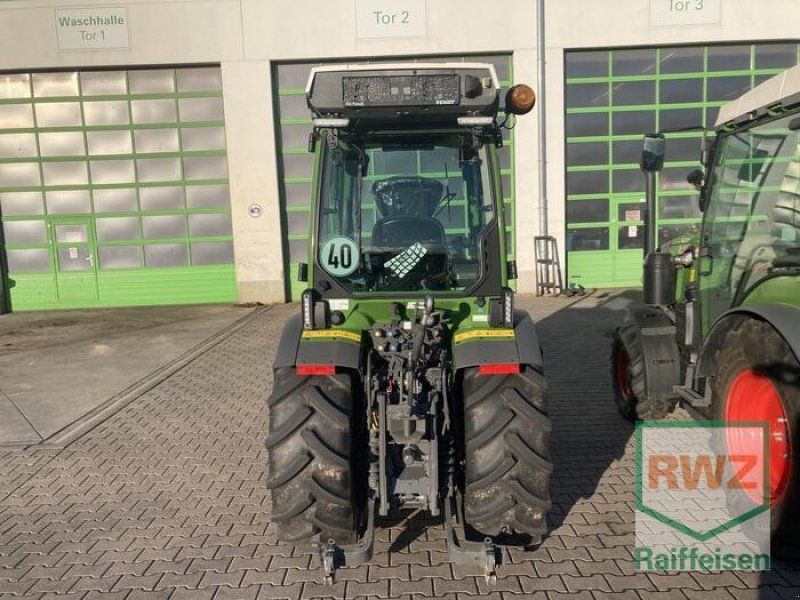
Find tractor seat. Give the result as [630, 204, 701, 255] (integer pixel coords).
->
[370, 216, 449, 288]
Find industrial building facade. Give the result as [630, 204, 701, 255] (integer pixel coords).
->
[0, 0, 797, 310]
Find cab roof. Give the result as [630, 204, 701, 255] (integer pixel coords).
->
[716, 63, 800, 129]
[305, 63, 500, 126]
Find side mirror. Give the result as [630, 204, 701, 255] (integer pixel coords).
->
[297, 262, 309, 282]
[641, 133, 665, 173]
[344, 155, 369, 177]
[686, 169, 706, 212]
[507, 260, 518, 280]
[687, 169, 704, 190]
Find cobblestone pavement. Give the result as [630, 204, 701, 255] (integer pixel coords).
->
[1, 292, 798, 600]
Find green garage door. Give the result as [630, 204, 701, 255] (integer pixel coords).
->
[274, 55, 516, 301]
[0, 66, 235, 311]
[564, 42, 800, 288]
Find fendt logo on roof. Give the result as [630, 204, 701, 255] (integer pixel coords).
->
[635, 423, 770, 572]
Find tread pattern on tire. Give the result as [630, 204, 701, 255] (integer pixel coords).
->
[462, 365, 552, 541]
[709, 317, 800, 545]
[613, 322, 675, 421]
[265, 367, 358, 544]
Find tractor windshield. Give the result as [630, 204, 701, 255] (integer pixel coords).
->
[701, 111, 800, 320]
[316, 133, 497, 294]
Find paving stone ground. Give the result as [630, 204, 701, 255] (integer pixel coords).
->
[1, 291, 798, 600]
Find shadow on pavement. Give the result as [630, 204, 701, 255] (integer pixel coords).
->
[530, 289, 800, 597]
[531, 289, 640, 537]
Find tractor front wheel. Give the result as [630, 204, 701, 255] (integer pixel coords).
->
[712, 318, 800, 545]
[462, 365, 552, 542]
[612, 323, 675, 421]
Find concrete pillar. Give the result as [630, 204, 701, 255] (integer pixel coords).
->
[221, 60, 287, 304]
[544, 44, 566, 284]
[511, 48, 540, 294]
[513, 43, 568, 294]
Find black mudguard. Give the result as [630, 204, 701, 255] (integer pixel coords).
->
[697, 303, 800, 378]
[276, 308, 545, 372]
[273, 313, 361, 370]
[624, 304, 681, 401]
[452, 309, 544, 371]
[273, 314, 304, 368]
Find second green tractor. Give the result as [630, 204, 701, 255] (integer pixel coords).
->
[613, 64, 800, 548]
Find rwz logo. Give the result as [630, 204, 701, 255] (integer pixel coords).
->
[648, 453, 760, 491]
[635, 422, 770, 571]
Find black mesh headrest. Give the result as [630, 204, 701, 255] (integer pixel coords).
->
[372, 217, 446, 248]
[372, 176, 443, 218]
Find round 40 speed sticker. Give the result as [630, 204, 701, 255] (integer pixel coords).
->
[319, 237, 359, 277]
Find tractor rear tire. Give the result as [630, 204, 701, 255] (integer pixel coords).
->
[462, 365, 552, 542]
[711, 318, 800, 546]
[613, 323, 675, 421]
[265, 367, 359, 544]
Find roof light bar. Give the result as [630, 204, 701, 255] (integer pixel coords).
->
[457, 116, 494, 127]
[312, 118, 350, 128]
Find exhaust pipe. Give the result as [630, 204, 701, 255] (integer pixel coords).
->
[640, 134, 673, 305]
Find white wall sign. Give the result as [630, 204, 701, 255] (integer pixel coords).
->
[55, 7, 130, 50]
[355, 0, 427, 39]
[650, 0, 720, 26]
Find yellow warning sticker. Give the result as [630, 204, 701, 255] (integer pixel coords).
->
[454, 329, 516, 344]
[301, 330, 361, 343]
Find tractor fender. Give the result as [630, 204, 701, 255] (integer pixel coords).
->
[453, 310, 544, 371]
[273, 313, 303, 368]
[623, 304, 681, 400]
[273, 314, 361, 370]
[696, 303, 800, 378]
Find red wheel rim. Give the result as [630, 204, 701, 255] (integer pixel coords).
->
[614, 345, 632, 400]
[725, 369, 792, 505]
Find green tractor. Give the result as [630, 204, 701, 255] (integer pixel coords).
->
[266, 64, 550, 582]
[613, 64, 800, 546]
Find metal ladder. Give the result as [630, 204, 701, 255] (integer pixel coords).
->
[534, 236, 563, 296]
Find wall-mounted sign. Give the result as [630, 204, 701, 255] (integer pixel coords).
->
[355, 0, 427, 39]
[55, 7, 130, 50]
[650, 0, 720, 27]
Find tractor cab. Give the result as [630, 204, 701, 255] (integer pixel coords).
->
[303, 64, 534, 302]
[315, 133, 492, 294]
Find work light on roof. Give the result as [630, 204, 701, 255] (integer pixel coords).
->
[457, 116, 494, 126]
[312, 118, 350, 128]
